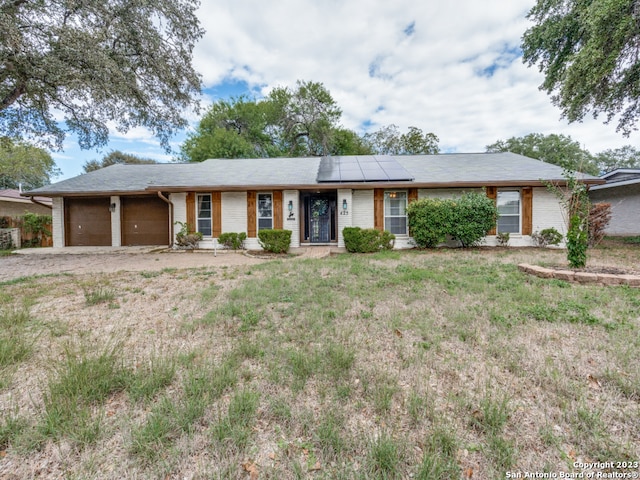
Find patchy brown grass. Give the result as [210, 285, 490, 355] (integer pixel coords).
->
[0, 245, 639, 479]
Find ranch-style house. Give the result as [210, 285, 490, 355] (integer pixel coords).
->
[24, 153, 604, 250]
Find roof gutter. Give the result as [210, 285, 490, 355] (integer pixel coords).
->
[28, 196, 53, 210]
[157, 191, 174, 247]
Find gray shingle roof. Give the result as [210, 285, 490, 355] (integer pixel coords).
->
[24, 153, 603, 196]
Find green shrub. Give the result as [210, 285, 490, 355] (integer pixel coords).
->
[258, 229, 291, 253]
[532, 227, 563, 247]
[342, 227, 395, 253]
[407, 192, 497, 248]
[406, 198, 450, 247]
[449, 193, 498, 247]
[567, 215, 588, 268]
[545, 171, 590, 268]
[218, 232, 247, 250]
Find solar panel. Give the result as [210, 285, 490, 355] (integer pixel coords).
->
[316, 156, 414, 183]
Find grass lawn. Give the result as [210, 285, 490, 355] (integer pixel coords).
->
[0, 245, 639, 479]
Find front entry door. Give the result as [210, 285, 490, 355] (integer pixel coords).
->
[310, 197, 331, 243]
[303, 192, 337, 243]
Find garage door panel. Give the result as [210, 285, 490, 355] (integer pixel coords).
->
[65, 198, 112, 246]
[121, 196, 169, 246]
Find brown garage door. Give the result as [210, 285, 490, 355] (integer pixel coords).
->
[121, 196, 169, 246]
[65, 197, 112, 246]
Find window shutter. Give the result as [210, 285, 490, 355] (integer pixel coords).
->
[374, 189, 384, 231]
[247, 191, 256, 237]
[408, 188, 418, 203]
[486, 187, 497, 235]
[186, 192, 195, 230]
[522, 187, 533, 235]
[273, 191, 283, 229]
[212, 192, 222, 238]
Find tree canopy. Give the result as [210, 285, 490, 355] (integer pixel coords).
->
[0, 138, 60, 190]
[522, 0, 640, 136]
[82, 150, 159, 173]
[363, 124, 439, 155]
[486, 133, 599, 175]
[180, 81, 439, 162]
[593, 145, 640, 173]
[0, 0, 204, 151]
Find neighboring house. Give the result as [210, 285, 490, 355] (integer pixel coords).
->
[588, 168, 640, 236]
[24, 153, 604, 249]
[0, 189, 52, 217]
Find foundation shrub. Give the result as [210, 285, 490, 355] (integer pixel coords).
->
[174, 222, 203, 250]
[449, 193, 498, 247]
[532, 227, 563, 247]
[407, 193, 497, 248]
[496, 232, 510, 246]
[218, 232, 247, 250]
[342, 227, 395, 253]
[258, 229, 291, 253]
[406, 198, 450, 248]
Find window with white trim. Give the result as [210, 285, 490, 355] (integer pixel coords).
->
[197, 194, 212, 236]
[384, 191, 408, 235]
[258, 193, 273, 231]
[497, 190, 520, 233]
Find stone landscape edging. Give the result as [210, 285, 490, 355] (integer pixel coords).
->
[518, 264, 640, 287]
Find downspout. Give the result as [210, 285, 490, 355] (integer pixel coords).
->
[29, 196, 53, 210]
[157, 191, 174, 247]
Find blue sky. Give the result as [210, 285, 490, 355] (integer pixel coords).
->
[52, 0, 637, 181]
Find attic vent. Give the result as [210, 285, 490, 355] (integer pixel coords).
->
[316, 155, 414, 183]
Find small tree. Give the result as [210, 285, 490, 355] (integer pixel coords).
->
[546, 171, 590, 268]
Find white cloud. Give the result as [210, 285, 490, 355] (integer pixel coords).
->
[54, 0, 637, 181]
[193, 0, 636, 154]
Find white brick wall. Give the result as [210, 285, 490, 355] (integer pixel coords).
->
[418, 188, 482, 199]
[532, 187, 567, 237]
[590, 184, 640, 236]
[110, 196, 121, 247]
[352, 189, 374, 228]
[283, 190, 300, 247]
[221, 192, 247, 233]
[52, 197, 64, 248]
[170, 193, 187, 244]
[337, 189, 352, 247]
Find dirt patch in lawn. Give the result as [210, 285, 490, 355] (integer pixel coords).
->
[0, 246, 638, 479]
[0, 250, 268, 282]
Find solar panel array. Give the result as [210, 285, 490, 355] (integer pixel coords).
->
[317, 156, 414, 183]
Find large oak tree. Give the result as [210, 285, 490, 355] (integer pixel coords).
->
[522, 0, 640, 136]
[82, 150, 158, 173]
[0, 0, 204, 151]
[0, 138, 60, 189]
[486, 133, 599, 175]
[180, 81, 439, 162]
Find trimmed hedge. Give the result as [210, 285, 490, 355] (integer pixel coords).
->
[407, 192, 497, 248]
[218, 232, 247, 250]
[258, 229, 292, 253]
[343, 227, 395, 253]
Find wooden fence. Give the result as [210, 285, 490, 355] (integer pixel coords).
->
[0, 216, 53, 248]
